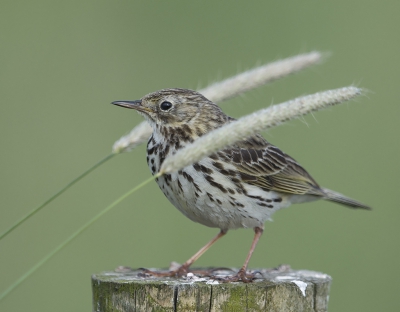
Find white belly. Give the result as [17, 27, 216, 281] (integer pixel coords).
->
[154, 158, 290, 230]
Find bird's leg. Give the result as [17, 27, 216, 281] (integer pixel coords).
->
[214, 227, 264, 283]
[237, 226, 263, 282]
[177, 229, 227, 275]
[140, 230, 227, 277]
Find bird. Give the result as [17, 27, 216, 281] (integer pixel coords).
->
[112, 88, 370, 282]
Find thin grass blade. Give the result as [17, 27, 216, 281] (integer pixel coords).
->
[0, 175, 156, 301]
[0, 154, 116, 240]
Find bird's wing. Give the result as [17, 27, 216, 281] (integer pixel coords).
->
[218, 134, 323, 196]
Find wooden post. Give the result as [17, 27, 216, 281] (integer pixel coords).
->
[92, 268, 331, 311]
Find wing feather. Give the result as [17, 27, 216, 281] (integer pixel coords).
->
[219, 134, 323, 196]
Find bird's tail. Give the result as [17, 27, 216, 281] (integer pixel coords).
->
[322, 188, 371, 210]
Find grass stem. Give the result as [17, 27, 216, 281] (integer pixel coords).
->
[0, 153, 116, 240]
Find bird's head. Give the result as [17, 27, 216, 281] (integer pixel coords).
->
[112, 88, 226, 134]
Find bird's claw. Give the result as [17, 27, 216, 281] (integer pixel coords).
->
[211, 269, 262, 283]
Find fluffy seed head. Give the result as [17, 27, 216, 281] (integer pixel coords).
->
[199, 51, 322, 102]
[112, 121, 152, 154]
[111, 51, 323, 153]
[160, 86, 363, 174]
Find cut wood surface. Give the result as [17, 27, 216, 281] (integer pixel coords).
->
[92, 268, 331, 311]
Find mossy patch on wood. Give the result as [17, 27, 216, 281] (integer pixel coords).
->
[92, 268, 331, 311]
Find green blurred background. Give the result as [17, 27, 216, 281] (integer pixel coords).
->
[1, 1, 398, 311]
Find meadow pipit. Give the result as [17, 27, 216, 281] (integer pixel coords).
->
[112, 88, 370, 282]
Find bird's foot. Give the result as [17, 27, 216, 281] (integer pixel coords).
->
[211, 268, 262, 283]
[138, 265, 234, 278]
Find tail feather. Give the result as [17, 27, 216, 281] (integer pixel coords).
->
[322, 188, 371, 210]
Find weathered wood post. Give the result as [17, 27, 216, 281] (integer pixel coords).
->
[92, 268, 331, 311]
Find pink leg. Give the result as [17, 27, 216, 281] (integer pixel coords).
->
[213, 227, 263, 283]
[141, 230, 227, 277]
[181, 230, 227, 270]
[237, 227, 264, 282]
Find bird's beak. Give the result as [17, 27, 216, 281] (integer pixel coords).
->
[111, 100, 152, 113]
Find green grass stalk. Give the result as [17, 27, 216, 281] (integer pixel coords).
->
[0, 153, 116, 240]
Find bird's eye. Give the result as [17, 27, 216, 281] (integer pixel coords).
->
[160, 101, 173, 111]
